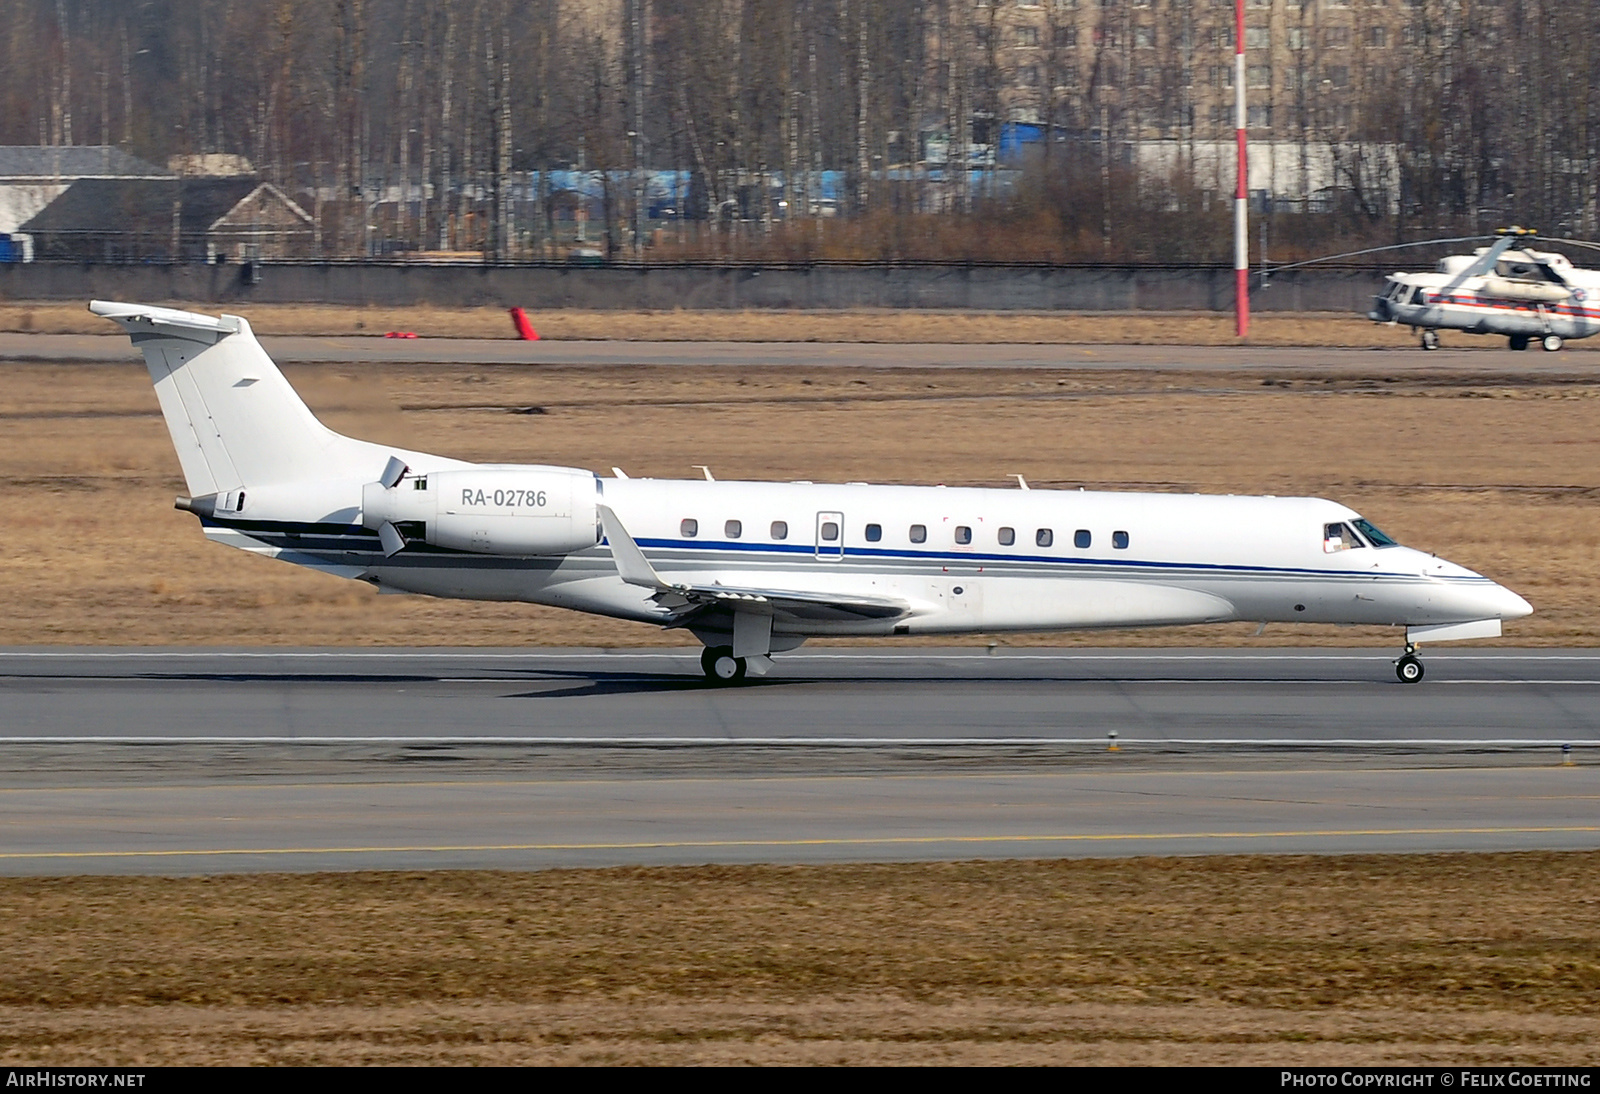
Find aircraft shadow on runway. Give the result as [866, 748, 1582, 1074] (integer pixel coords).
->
[498, 669, 1408, 698]
[64, 662, 1462, 695]
[132, 672, 449, 684]
[121, 668, 805, 694]
[106, 667, 1417, 695]
[506, 671, 814, 697]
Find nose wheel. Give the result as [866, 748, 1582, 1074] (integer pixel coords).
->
[700, 645, 747, 684]
[1395, 645, 1425, 684]
[1420, 329, 1440, 351]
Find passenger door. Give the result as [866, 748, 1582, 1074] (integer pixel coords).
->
[815, 511, 844, 561]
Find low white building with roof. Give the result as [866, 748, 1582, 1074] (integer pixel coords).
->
[0, 146, 172, 235]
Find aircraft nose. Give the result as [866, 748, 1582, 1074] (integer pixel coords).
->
[1489, 583, 1534, 620]
[1455, 580, 1533, 622]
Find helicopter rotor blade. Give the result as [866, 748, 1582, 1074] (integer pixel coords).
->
[1537, 236, 1600, 254]
[1258, 236, 1496, 279]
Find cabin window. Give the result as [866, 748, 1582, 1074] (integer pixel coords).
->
[1074, 529, 1092, 548]
[954, 525, 972, 545]
[998, 527, 1015, 546]
[910, 524, 928, 544]
[725, 519, 742, 539]
[1323, 522, 1364, 552]
[865, 523, 882, 542]
[681, 518, 699, 538]
[1113, 530, 1130, 549]
[1351, 518, 1398, 547]
[770, 520, 788, 540]
[820, 521, 840, 542]
[1036, 528, 1053, 547]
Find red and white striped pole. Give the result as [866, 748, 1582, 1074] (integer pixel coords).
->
[1234, 0, 1249, 338]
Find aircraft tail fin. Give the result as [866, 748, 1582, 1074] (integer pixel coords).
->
[90, 300, 378, 496]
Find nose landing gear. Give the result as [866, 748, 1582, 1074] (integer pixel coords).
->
[1395, 643, 1425, 684]
[1420, 329, 1441, 351]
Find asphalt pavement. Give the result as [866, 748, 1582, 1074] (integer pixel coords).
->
[0, 647, 1593, 875]
[3, 332, 1596, 371]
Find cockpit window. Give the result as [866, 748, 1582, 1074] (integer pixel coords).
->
[1351, 518, 1398, 547]
[1323, 522, 1365, 552]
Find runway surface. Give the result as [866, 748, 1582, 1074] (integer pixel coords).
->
[4, 647, 1600, 744]
[0, 648, 1594, 875]
[3, 332, 1595, 372]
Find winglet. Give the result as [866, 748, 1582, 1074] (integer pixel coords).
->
[598, 504, 666, 590]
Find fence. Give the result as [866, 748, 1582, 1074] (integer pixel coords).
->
[0, 260, 1383, 313]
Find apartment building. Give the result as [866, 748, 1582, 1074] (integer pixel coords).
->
[958, 0, 1439, 142]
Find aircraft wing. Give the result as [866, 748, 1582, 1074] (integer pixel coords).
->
[598, 504, 911, 624]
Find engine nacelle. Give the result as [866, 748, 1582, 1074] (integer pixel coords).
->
[1479, 276, 1571, 304]
[362, 465, 600, 556]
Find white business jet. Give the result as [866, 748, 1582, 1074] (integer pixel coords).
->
[92, 300, 1531, 685]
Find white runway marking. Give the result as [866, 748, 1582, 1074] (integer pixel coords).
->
[0, 735, 1593, 747]
[6, 650, 1600, 661]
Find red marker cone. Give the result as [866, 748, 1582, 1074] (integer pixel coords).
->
[509, 307, 539, 341]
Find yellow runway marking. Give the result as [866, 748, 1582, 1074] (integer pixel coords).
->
[0, 766, 1590, 797]
[3, 825, 1597, 860]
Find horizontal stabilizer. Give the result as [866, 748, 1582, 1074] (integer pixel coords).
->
[89, 300, 241, 338]
[379, 456, 409, 489]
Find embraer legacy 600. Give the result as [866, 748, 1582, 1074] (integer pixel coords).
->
[93, 300, 1531, 684]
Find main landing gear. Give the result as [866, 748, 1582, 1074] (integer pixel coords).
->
[1507, 334, 1561, 352]
[700, 645, 747, 684]
[1395, 643, 1425, 684]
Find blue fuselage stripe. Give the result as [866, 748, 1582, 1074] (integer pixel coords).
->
[198, 517, 1486, 585]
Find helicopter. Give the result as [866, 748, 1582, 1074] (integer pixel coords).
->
[1366, 226, 1600, 351]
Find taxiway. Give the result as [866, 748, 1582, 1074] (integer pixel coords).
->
[3, 333, 1596, 372]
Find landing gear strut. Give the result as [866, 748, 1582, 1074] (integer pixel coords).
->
[1420, 329, 1441, 351]
[1395, 644, 1425, 684]
[700, 645, 746, 684]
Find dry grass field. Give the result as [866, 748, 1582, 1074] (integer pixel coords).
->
[0, 301, 1458, 346]
[0, 854, 1595, 1064]
[1, 357, 1597, 646]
